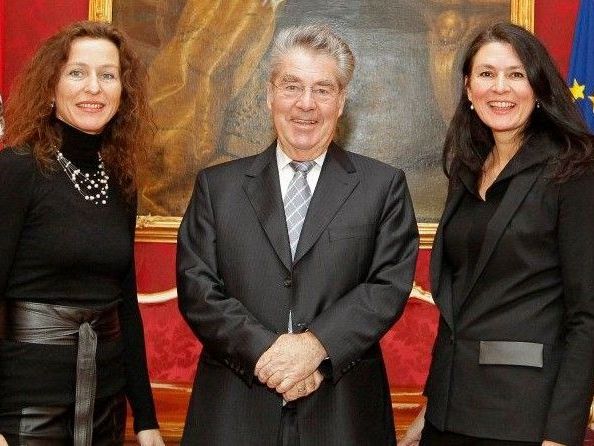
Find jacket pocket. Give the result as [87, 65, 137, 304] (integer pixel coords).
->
[479, 340, 543, 368]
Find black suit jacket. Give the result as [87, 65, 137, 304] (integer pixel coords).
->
[177, 143, 418, 446]
[424, 134, 594, 446]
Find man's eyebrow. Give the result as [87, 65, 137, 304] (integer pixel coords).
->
[279, 75, 337, 87]
[279, 74, 302, 83]
[315, 80, 337, 88]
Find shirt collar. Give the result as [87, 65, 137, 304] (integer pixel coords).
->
[276, 142, 327, 169]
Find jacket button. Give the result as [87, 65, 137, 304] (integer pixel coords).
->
[283, 278, 292, 287]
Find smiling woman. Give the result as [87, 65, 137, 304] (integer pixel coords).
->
[402, 22, 594, 446]
[465, 41, 537, 197]
[0, 20, 164, 446]
[54, 37, 122, 135]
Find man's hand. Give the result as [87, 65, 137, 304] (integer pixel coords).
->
[542, 442, 565, 446]
[0, 434, 7, 446]
[137, 429, 165, 446]
[255, 332, 327, 393]
[283, 370, 324, 402]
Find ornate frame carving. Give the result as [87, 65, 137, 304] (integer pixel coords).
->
[89, 0, 534, 246]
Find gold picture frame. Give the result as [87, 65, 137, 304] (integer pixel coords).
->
[89, 0, 535, 247]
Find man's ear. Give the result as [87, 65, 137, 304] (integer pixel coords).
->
[337, 90, 346, 118]
[266, 82, 273, 111]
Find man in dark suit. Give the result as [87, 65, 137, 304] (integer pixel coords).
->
[177, 24, 419, 446]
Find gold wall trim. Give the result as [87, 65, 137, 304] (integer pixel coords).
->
[418, 223, 438, 249]
[91, 1, 535, 34]
[136, 216, 182, 243]
[511, 0, 535, 32]
[88, 0, 112, 22]
[134, 218, 438, 246]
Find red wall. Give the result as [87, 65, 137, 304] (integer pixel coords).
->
[535, 0, 580, 76]
[1, 0, 88, 96]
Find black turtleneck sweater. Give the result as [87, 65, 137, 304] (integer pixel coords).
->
[0, 121, 158, 432]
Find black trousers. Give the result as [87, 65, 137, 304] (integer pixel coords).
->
[277, 403, 299, 446]
[420, 420, 541, 446]
[0, 393, 126, 446]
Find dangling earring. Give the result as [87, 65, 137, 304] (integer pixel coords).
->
[50, 100, 55, 109]
[536, 100, 540, 109]
[470, 103, 474, 110]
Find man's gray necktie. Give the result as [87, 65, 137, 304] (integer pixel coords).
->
[284, 161, 316, 260]
[283, 161, 315, 393]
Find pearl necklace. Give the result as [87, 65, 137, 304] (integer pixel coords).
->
[56, 151, 110, 205]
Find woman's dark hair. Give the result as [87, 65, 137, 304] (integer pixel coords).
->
[3, 20, 151, 201]
[443, 21, 593, 180]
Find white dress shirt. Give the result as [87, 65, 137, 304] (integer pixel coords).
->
[276, 144, 326, 198]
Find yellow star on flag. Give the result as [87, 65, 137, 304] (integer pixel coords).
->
[570, 79, 586, 100]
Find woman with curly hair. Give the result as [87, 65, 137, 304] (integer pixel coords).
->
[0, 21, 164, 446]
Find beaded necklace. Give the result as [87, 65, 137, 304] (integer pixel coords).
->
[56, 151, 110, 205]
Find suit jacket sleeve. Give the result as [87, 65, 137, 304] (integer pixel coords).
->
[307, 169, 419, 382]
[177, 170, 279, 385]
[544, 170, 594, 446]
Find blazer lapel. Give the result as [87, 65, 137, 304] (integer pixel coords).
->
[430, 182, 465, 331]
[242, 144, 292, 272]
[458, 163, 545, 308]
[292, 144, 360, 264]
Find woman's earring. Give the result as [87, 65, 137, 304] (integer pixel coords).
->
[536, 100, 540, 109]
[470, 103, 474, 110]
[50, 100, 55, 109]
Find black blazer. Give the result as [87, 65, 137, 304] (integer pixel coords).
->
[177, 143, 418, 446]
[424, 135, 594, 446]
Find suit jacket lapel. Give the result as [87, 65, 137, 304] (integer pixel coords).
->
[242, 143, 292, 272]
[430, 182, 465, 331]
[458, 163, 546, 309]
[293, 143, 360, 264]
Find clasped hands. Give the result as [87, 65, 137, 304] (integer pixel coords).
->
[254, 332, 327, 402]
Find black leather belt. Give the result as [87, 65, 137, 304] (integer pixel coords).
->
[0, 300, 120, 446]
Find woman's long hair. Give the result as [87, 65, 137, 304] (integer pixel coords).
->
[3, 20, 151, 201]
[443, 22, 593, 181]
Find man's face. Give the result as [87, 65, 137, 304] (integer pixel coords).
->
[267, 48, 346, 161]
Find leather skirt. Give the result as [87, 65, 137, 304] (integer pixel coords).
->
[0, 301, 123, 446]
[0, 392, 125, 446]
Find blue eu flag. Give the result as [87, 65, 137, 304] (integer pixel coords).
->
[568, 0, 594, 130]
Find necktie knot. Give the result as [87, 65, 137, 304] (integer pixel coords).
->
[290, 160, 316, 175]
